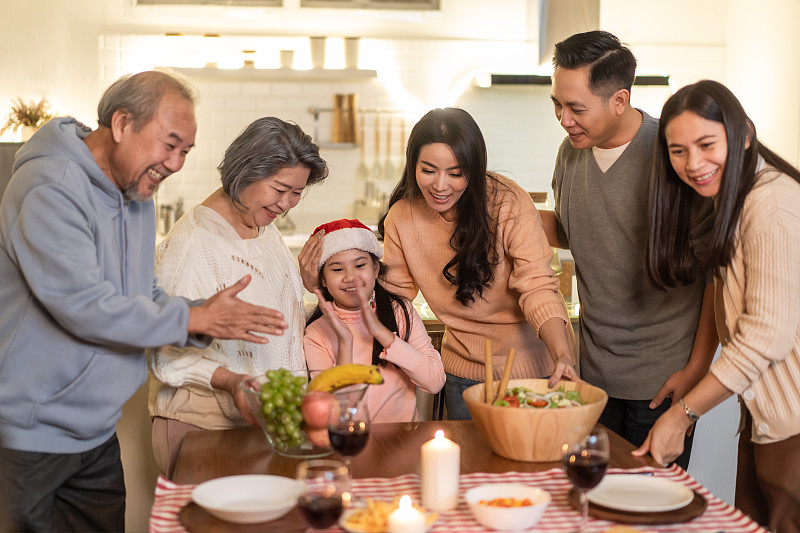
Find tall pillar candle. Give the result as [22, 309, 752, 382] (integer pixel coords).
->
[421, 430, 460, 510]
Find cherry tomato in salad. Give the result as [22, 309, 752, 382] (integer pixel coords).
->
[503, 395, 520, 408]
[527, 398, 549, 408]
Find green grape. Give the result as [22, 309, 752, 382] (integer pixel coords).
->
[255, 368, 309, 451]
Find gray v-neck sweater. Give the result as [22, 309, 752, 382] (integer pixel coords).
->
[551, 112, 713, 399]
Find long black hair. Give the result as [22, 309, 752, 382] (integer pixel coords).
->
[378, 107, 499, 306]
[646, 79, 800, 289]
[306, 256, 411, 368]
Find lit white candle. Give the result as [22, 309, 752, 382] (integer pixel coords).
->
[387, 495, 426, 533]
[420, 430, 460, 511]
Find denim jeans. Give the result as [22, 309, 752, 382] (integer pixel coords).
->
[443, 373, 483, 420]
[0, 433, 126, 532]
[599, 396, 694, 469]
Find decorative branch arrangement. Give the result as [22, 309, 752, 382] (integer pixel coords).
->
[1, 97, 55, 137]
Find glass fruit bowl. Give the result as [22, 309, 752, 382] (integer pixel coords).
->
[241, 373, 332, 458]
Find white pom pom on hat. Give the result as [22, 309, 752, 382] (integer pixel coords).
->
[313, 218, 382, 270]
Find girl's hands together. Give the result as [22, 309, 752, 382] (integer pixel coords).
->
[356, 282, 395, 349]
[314, 288, 353, 346]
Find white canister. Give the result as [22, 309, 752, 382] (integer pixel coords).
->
[420, 430, 460, 511]
[279, 49, 294, 69]
[344, 37, 360, 69]
[310, 36, 326, 69]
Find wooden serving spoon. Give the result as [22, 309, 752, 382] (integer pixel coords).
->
[494, 348, 516, 404]
[484, 338, 494, 404]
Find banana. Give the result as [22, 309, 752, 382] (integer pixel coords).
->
[307, 364, 384, 393]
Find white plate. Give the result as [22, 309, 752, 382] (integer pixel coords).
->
[588, 474, 694, 513]
[191, 474, 303, 524]
[338, 507, 436, 533]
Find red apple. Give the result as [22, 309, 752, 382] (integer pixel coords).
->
[301, 391, 335, 429]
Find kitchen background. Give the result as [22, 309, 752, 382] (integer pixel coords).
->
[2, 0, 799, 531]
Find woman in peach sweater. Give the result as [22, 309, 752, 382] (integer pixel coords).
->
[635, 81, 800, 532]
[374, 107, 577, 419]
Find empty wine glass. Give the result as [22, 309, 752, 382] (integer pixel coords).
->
[296, 459, 350, 531]
[327, 384, 371, 475]
[562, 425, 610, 533]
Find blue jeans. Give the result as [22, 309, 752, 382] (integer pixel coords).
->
[443, 373, 483, 420]
[599, 396, 694, 469]
[0, 433, 126, 532]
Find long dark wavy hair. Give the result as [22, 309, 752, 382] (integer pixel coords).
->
[377, 107, 499, 306]
[646, 79, 800, 289]
[306, 256, 411, 368]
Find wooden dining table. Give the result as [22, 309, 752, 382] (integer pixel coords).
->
[156, 420, 767, 533]
[166, 420, 668, 532]
[172, 420, 656, 485]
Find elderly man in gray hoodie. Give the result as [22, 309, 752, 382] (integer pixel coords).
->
[0, 70, 287, 532]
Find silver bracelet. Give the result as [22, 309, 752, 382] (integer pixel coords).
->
[679, 398, 700, 422]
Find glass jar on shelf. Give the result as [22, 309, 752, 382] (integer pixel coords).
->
[529, 192, 562, 276]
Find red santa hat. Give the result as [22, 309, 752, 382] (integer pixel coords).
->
[313, 218, 382, 270]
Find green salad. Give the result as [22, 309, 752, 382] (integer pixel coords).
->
[493, 385, 584, 408]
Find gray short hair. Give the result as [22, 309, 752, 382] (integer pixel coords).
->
[220, 117, 329, 208]
[97, 70, 198, 131]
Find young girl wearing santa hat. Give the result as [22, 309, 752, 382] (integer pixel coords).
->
[303, 218, 446, 422]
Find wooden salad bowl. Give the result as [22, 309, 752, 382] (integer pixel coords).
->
[464, 379, 608, 462]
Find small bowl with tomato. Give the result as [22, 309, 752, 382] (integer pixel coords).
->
[463, 379, 608, 462]
[464, 483, 551, 531]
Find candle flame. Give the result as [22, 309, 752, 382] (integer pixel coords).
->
[434, 430, 444, 440]
[399, 494, 412, 509]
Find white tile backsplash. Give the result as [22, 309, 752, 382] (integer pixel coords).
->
[99, 33, 715, 234]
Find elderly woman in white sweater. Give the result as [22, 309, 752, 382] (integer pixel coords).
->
[147, 117, 328, 477]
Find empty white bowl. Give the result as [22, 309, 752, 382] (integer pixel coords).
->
[464, 483, 551, 531]
[191, 474, 304, 524]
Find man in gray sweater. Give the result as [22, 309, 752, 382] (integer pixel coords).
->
[538, 30, 718, 469]
[0, 70, 287, 532]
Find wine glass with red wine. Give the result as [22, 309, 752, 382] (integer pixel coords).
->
[562, 425, 610, 533]
[296, 459, 350, 531]
[327, 385, 371, 474]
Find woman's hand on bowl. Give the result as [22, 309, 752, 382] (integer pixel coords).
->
[549, 355, 580, 388]
[212, 368, 260, 426]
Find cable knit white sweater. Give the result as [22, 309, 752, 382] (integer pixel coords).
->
[147, 205, 306, 428]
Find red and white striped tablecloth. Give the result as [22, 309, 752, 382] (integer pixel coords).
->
[149, 465, 766, 533]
